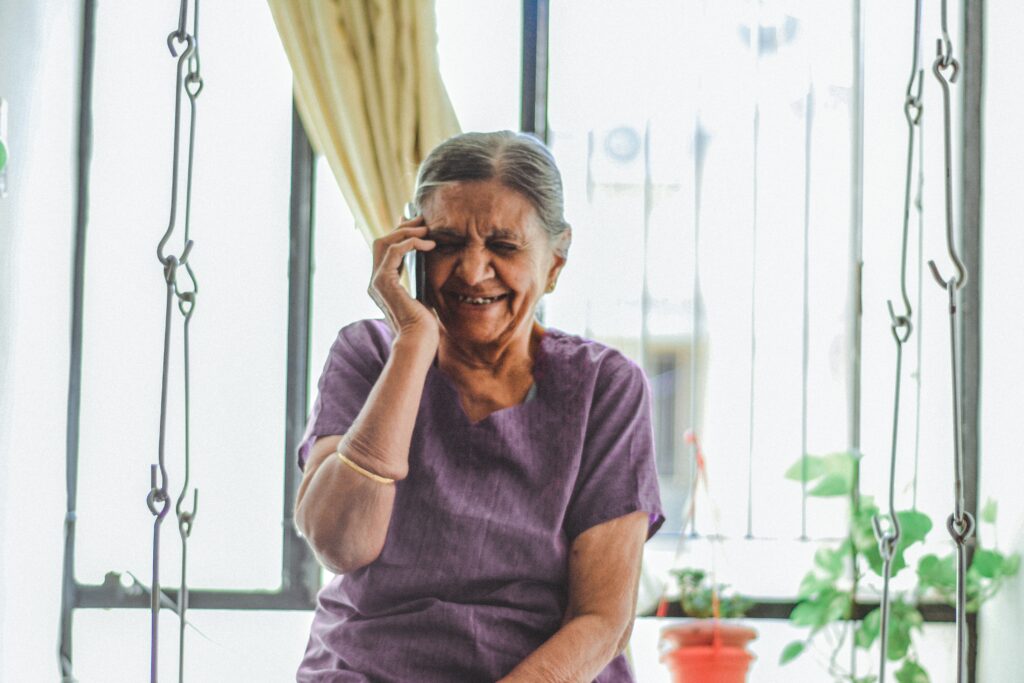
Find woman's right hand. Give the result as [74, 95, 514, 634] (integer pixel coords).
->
[368, 216, 438, 345]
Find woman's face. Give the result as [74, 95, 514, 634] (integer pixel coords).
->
[422, 179, 567, 351]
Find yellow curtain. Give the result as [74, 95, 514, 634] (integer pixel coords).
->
[267, 0, 461, 243]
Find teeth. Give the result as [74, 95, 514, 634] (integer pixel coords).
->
[456, 294, 503, 305]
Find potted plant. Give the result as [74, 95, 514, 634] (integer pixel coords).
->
[779, 451, 1020, 682]
[657, 569, 758, 682]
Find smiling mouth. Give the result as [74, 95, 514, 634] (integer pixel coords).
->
[450, 292, 509, 306]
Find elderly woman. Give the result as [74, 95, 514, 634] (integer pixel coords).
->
[295, 131, 664, 682]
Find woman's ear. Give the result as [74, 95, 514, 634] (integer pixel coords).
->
[547, 227, 572, 291]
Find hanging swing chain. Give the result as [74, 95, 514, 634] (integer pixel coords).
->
[871, 2, 924, 679]
[928, 0, 967, 291]
[929, 1, 974, 680]
[175, 3, 202, 683]
[149, 1, 203, 680]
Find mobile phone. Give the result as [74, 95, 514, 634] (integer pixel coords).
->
[402, 203, 426, 303]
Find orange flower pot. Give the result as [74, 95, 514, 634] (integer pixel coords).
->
[658, 621, 757, 683]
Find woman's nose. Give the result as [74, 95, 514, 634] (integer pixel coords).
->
[454, 246, 495, 286]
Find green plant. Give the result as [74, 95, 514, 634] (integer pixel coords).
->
[670, 568, 753, 619]
[779, 451, 1020, 683]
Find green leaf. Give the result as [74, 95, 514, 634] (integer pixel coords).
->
[784, 455, 827, 482]
[855, 608, 880, 649]
[779, 640, 805, 665]
[886, 600, 924, 661]
[1004, 553, 1021, 576]
[786, 451, 856, 497]
[790, 588, 849, 629]
[917, 554, 956, 592]
[888, 510, 933, 577]
[814, 547, 846, 579]
[980, 498, 998, 524]
[808, 472, 853, 497]
[797, 572, 833, 599]
[790, 599, 828, 628]
[896, 510, 932, 545]
[971, 549, 1005, 579]
[894, 658, 930, 683]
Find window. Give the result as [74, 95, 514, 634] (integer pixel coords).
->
[55, 2, 991, 681]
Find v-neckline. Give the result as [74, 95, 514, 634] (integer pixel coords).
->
[427, 331, 550, 427]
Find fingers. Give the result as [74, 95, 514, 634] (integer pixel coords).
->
[376, 237, 435, 278]
[372, 216, 428, 262]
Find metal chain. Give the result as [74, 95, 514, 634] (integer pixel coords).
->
[928, 2, 973, 680]
[872, 1, 923, 679]
[150, 1, 202, 681]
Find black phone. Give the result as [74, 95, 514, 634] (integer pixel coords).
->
[404, 249, 426, 303]
[402, 203, 426, 303]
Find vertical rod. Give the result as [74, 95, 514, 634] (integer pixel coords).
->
[640, 122, 652, 371]
[520, 0, 550, 144]
[281, 102, 320, 603]
[960, 1, 983, 681]
[745, 7, 761, 540]
[800, 82, 814, 541]
[59, 0, 97, 679]
[849, 0, 865, 484]
[688, 114, 705, 538]
[849, 0, 867, 678]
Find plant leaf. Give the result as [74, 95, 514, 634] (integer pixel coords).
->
[917, 553, 956, 592]
[797, 572, 833, 599]
[980, 498, 998, 524]
[808, 472, 852, 497]
[779, 640, 805, 665]
[888, 510, 933, 577]
[855, 608, 880, 649]
[784, 455, 827, 482]
[894, 658, 930, 683]
[790, 588, 848, 629]
[814, 547, 846, 579]
[971, 549, 1005, 579]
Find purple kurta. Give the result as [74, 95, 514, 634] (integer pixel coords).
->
[296, 319, 664, 682]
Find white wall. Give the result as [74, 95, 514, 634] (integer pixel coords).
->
[0, 1, 78, 680]
[977, 1, 1024, 680]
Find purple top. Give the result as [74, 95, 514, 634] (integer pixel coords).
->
[297, 319, 664, 682]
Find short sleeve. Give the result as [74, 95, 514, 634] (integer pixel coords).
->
[296, 319, 392, 469]
[564, 355, 665, 541]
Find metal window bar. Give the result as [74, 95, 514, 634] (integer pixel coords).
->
[959, 1, 983, 680]
[520, 0, 549, 143]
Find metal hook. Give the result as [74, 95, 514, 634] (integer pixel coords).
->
[930, 44, 967, 291]
[146, 464, 171, 518]
[184, 71, 204, 100]
[904, 69, 924, 126]
[872, 514, 902, 560]
[176, 488, 198, 538]
[166, 31, 194, 60]
[946, 510, 975, 544]
[934, 39, 960, 84]
[157, 34, 196, 267]
[886, 300, 913, 343]
[176, 286, 197, 318]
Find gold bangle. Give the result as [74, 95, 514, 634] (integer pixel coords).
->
[336, 448, 395, 485]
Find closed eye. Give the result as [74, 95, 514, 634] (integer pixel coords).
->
[433, 241, 463, 253]
[489, 241, 519, 253]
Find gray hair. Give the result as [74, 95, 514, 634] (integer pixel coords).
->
[413, 131, 571, 257]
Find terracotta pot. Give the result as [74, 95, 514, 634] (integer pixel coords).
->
[658, 621, 757, 683]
